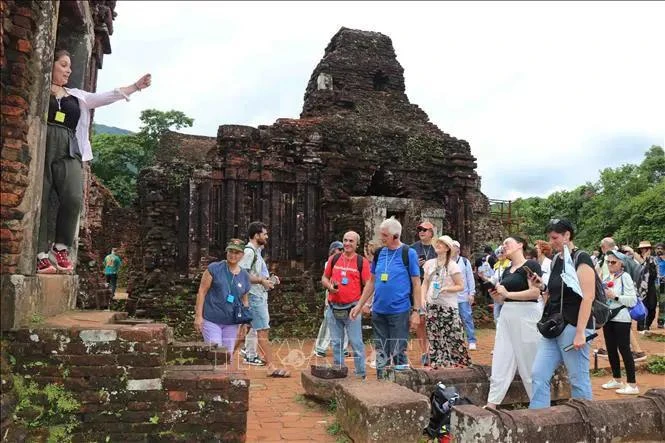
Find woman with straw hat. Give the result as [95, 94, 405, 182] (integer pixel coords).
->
[421, 235, 470, 369]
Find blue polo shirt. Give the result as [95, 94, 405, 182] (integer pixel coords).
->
[371, 245, 420, 315]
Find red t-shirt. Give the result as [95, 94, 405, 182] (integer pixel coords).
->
[324, 253, 371, 304]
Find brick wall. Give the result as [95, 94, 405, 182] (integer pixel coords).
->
[3, 322, 249, 442]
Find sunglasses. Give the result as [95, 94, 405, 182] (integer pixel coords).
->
[606, 260, 620, 265]
[417, 227, 430, 233]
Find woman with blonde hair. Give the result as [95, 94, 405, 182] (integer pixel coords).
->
[422, 235, 469, 368]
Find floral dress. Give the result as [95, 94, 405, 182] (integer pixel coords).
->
[423, 259, 471, 368]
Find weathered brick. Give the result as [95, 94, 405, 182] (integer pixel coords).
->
[55, 354, 117, 366]
[1, 171, 28, 186]
[0, 193, 20, 207]
[163, 372, 199, 391]
[1, 106, 25, 117]
[16, 39, 31, 53]
[117, 354, 163, 367]
[0, 229, 13, 241]
[126, 378, 162, 391]
[1, 240, 22, 254]
[117, 325, 168, 342]
[126, 401, 154, 411]
[15, 7, 34, 18]
[68, 366, 125, 378]
[168, 390, 187, 402]
[11, 14, 33, 30]
[126, 366, 162, 379]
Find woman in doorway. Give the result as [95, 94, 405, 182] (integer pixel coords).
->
[194, 239, 252, 359]
[485, 236, 543, 409]
[37, 49, 151, 274]
[422, 235, 469, 369]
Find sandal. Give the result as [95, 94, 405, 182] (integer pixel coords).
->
[267, 368, 291, 378]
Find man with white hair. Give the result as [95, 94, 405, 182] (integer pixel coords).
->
[452, 240, 477, 350]
[351, 217, 422, 379]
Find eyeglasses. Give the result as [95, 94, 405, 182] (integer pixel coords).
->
[416, 227, 429, 233]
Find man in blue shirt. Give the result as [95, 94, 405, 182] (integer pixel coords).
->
[103, 248, 122, 297]
[351, 217, 421, 379]
[655, 242, 665, 328]
[452, 240, 478, 350]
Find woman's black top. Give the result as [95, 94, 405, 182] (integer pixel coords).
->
[48, 94, 80, 131]
[500, 259, 542, 302]
[545, 250, 595, 329]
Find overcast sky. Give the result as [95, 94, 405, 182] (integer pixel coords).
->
[94, 1, 664, 200]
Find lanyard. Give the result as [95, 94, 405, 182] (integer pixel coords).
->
[383, 247, 399, 274]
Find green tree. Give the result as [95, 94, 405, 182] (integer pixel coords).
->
[91, 109, 194, 206]
[511, 145, 664, 250]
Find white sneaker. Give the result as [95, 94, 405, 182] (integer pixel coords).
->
[369, 360, 377, 369]
[601, 379, 623, 390]
[468, 343, 477, 351]
[616, 385, 639, 395]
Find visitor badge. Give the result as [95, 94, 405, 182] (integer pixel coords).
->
[433, 281, 441, 290]
[54, 111, 66, 123]
[226, 294, 234, 303]
[380, 273, 389, 282]
[341, 277, 349, 285]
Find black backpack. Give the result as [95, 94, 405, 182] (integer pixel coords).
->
[552, 249, 610, 329]
[424, 383, 473, 438]
[329, 253, 367, 287]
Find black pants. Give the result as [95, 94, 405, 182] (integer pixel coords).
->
[603, 321, 635, 383]
[639, 287, 658, 330]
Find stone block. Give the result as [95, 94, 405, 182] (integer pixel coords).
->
[126, 378, 162, 391]
[450, 389, 665, 443]
[389, 365, 570, 406]
[335, 379, 430, 443]
[301, 368, 349, 402]
[1, 274, 77, 330]
[310, 364, 348, 379]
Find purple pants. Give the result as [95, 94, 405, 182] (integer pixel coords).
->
[202, 319, 240, 353]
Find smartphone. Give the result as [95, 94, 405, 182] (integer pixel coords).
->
[521, 265, 535, 277]
[419, 254, 426, 261]
[563, 333, 598, 352]
[481, 280, 496, 291]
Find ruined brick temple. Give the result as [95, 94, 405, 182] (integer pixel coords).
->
[128, 27, 492, 334]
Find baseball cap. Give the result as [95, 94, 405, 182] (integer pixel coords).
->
[328, 241, 343, 253]
[226, 238, 245, 253]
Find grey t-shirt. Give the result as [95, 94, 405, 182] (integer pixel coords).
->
[410, 241, 437, 280]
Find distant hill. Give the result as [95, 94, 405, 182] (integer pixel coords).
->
[93, 123, 133, 135]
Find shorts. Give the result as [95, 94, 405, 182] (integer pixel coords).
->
[249, 294, 270, 330]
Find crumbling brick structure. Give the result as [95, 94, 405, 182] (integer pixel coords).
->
[132, 27, 491, 336]
[1, 0, 119, 327]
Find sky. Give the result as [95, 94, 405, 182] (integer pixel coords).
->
[94, 1, 665, 200]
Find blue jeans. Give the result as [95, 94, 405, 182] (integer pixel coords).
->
[328, 306, 365, 377]
[315, 307, 348, 355]
[529, 324, 594, 409]
[458, 301, 477, 344]
[372, 310, 410, 379]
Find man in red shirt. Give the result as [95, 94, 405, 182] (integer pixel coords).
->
[322, 231, 371, 378]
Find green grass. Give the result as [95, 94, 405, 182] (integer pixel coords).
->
[644, 333, 665, 343]
[646, 355, 665, 375]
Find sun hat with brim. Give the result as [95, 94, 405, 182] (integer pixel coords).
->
[435, 235, 455, 250]
[452, 240, 460, 249]
[606, 250, 628, 266]
[637, 240, 652, 250]
[328, 241, 343, 253]
[226, 239, 245, 253]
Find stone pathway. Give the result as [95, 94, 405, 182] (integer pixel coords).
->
[242, 324, 664, 441]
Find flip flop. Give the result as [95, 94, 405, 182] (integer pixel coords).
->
[267, 368, 291, 378]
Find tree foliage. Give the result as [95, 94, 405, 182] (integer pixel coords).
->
[512, 146, 665, 250]
[91, 109, 194, 206]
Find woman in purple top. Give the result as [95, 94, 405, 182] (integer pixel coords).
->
[194, 239, 252, 355]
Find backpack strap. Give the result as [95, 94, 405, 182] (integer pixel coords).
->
[244, 246, 258, 273]
[356, 254, 365, 287]
[401, 244, 410, 269]
[330, 252, 342, 271]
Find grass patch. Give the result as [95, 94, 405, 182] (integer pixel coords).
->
[327, 420, 352, 441]
[590, 368, 610, 377]
[646, 355, 665, 375]
[327, 398, 338, 413]
[644, 333, 665, 343]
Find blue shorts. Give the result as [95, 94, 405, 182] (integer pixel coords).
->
[249, 294, 270, 330]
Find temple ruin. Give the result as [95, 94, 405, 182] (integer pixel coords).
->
[129, 27, 493, 335]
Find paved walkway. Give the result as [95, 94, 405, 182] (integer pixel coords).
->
[242, 325, 665, 442]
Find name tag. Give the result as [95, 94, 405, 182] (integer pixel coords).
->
[54, 111, 66, 123]
[341, 277, 349, 285]
[226, 294, 234, 303]
[380, 273, 389, 282]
